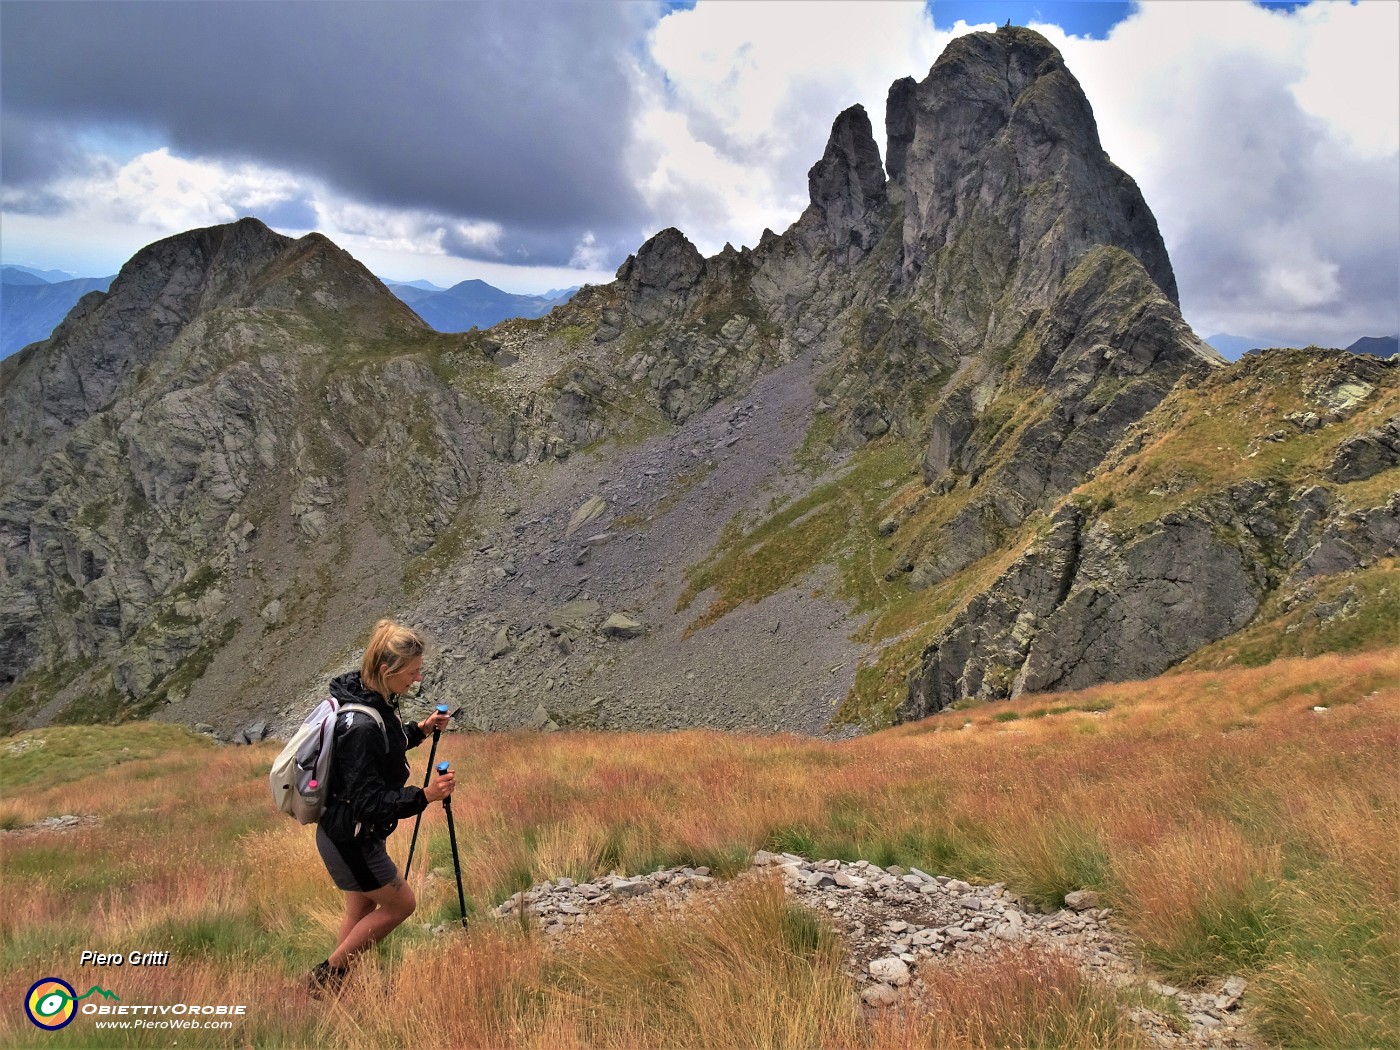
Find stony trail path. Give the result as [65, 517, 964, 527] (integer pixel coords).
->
[11, 812, 1256, 1046]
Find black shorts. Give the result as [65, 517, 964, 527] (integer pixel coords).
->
[316, 825, 398, 893]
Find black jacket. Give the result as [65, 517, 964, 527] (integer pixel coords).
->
[318, 671, 429, 842]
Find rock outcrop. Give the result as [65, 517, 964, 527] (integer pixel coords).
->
[899, 350, 1399, 720]
[892, 28, 1176, 334]
[798, 104, 889, 263]
[488, 850, 1256, 1047]
[615, 227, 706, 326]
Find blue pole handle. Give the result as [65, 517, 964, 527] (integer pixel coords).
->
[436, 704, 449, 715]
[437, 761, 451, 773]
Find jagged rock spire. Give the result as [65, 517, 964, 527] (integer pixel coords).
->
[798, 104, 889, 262]
[885, 77, 917, 184]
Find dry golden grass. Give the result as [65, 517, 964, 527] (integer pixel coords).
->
[869, 946, 1147, 1049]
[1, 647, 1396, 1047]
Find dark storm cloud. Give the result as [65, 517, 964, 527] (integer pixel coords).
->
[1, 1, 658, 266]
[258, 197, 322, 232]
[0, 111, 95, 187]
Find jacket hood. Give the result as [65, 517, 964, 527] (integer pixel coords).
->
[329, 671, 397, 711]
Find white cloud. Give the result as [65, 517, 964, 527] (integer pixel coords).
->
[1045, 0, 1398, 345]
[312, 197, 507, 259]
[1292, 0, 1400, 158]
[1260, 240, 1343, 311]
[631, 1, 950, 255]
[568, 231, 610, 271]
[1, 147, 303, 231]
[3, 1, 1393, 343]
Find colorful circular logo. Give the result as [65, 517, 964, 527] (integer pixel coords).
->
[25, 978, 77, 1030]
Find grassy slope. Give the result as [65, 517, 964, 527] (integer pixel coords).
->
[2, 647, 1395, 1048]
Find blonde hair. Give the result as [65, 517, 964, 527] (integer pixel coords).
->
[361, 619, 426, 698]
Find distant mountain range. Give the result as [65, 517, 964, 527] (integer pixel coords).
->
[1347, 335, 1399, 359]
[382, 278, 578, 331]
[0, 264, 577, 359]
[1205, 332, 1397, 360]
[1, 267, 116, 358]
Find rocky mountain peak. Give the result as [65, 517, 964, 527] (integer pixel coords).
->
[134, 216, 298, 313]
[884, 77, 917, 184]
[892, 26, 1176, 346]
[0, 219, 422, 482]
[235, 228, 426, 331]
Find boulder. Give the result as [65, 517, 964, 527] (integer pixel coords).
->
[565, 496, 609, 538]
[601, 614, 645, 640]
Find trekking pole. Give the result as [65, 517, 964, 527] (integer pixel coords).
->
[405, 704, 449, 879]
[438, 761, 468, 928]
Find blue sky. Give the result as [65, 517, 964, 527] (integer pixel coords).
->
[1, 0, 1396, 346]
[930, 1, 1135, 37]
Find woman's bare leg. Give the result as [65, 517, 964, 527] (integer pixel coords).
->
[328, 877, 417, 967]
[336, 891, 376, 952]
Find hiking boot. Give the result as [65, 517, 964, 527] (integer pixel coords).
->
[306, 960, 349, 998]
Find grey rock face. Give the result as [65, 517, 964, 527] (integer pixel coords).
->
[615, 228, 705, 326]
[884, 77, 918, 185]
[1327, 415, 1400, 483]
[0, 218, 298, 480]
[900, 436, 1399, 721]
[908, 249, 1219, 591]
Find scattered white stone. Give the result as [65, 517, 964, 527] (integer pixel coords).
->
[868, 957, 911, 986]
[861, 983, 900, 1008]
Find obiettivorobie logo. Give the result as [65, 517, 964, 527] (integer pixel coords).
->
[24, 976, 248, 1032]
[24, 978, 119, 1030]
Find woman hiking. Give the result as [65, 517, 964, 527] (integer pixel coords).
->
[307, 619, 454, 996]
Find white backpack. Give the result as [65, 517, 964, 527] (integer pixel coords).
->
[269, 697, 386, 824]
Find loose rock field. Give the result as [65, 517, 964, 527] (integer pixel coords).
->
[472, 852, 1258, 1048]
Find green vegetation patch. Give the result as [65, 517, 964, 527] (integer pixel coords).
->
[677, 437, 915, 633]
[0, 658, 93, 737]
[1080, 350, 1400, 536]
[138, 910, 281, 962]
[403, 514, 478, 594]
[0, 722, 213, 792]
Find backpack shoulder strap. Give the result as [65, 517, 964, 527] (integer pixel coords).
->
[337, 702, 387, 741]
